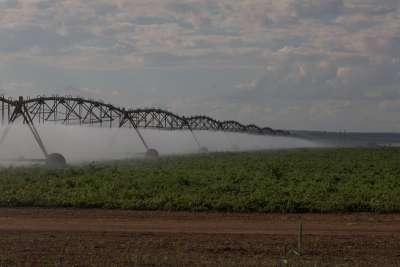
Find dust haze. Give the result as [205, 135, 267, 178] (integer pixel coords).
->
[0, 124, 318, 165]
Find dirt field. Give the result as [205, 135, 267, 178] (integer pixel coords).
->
[0, 209, 399, 266]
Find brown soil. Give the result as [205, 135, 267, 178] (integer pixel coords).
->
[0, 208, 399, 266]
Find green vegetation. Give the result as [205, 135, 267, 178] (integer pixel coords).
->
[1, 148, 400, 212]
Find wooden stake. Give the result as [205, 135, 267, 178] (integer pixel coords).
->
[298, 221, 303, 256]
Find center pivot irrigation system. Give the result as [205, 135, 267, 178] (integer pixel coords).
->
[0, 96, 291, 167]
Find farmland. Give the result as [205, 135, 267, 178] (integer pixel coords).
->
[1, 147, 400, 212]
[1, 209, 400, 266]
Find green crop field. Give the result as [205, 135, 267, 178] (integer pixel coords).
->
[0, 147, 400, 212]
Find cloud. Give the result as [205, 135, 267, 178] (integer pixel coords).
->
[0, 0, 397, 70]
[0, 0, 18, 8]
[0, 0, 399, 131]
[0, 80, 35, 97]
[292, 0, 344, 21]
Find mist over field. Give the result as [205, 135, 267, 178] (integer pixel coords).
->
[0, 124, 317, 164]
[0, 1, 399, 266]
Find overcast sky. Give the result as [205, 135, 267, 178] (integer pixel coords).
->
[0, 0, 399, 132]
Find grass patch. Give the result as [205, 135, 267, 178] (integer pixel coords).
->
[1, 148, 400, 212]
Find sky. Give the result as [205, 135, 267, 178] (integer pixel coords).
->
[0, 0, 399, 132]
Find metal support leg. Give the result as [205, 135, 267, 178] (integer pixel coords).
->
[0, 125, 11, 146]
[128, 118, 159, 158]
[185, 120, 207, 153]
[21, 104, 48, 158]
[4, 97, 49, 159]
[120, 110, 150, 151]
[190, 129, 202, 150]
[121, 111, 158, 159]
[190, 130, 208, 153]
[127, 117, 149, 151]
[133, 125, 149, 150]
[0, 97, 65, 166]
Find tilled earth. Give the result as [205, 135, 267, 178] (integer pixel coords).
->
[0, 209, 399, 266]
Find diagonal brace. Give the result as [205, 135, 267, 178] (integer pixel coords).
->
[1, 97, 49, 159]
[120, 110, 149, 151]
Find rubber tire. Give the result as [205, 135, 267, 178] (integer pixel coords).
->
[146, 149, 159, 159]
[46, 153, 67, 168]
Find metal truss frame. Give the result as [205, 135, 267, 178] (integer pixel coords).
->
[0, 95, 291, 160]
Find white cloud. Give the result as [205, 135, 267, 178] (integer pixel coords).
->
[0, 0, 399, 131]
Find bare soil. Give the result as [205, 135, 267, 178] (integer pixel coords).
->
[0, 208, 399, 266]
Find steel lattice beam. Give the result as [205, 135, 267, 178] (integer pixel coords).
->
[0, 96, 290, 136]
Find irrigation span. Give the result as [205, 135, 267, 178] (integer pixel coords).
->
[0, 96, 291, 166]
